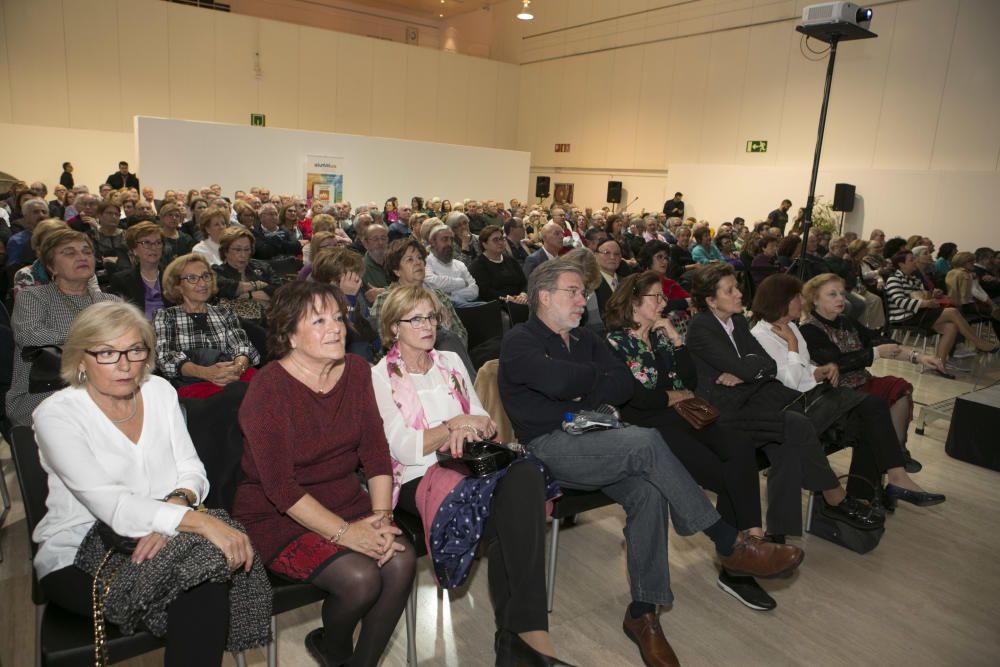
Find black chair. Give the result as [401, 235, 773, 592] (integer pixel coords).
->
[504, 300, 530, 327]
[455, 300, 504, 351]
[8, 425, 197, 667]
[545, 489, 616, 612]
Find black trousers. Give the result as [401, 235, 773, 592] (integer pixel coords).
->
[629, 409, 762, 530]
[841, 394, 906, 499]
[40, 565, 229, 667]
[398, 463, 548, 633]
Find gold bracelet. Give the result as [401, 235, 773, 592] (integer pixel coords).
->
[330, 522, 351, 544]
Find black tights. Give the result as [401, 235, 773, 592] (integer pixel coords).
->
[40, 566, 229, 667]
[311, 542, 416, 666]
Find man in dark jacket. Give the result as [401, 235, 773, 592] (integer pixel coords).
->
[105, 161, 139, 190]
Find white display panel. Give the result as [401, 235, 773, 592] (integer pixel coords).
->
[135, 117, 531, 204]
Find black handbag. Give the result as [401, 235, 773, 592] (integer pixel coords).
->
[781, 382, 866, 434]
[96, 521, 138, 555]
[436, 440, 521, 478]
[807, 475, 885, 554]
[22, 345, 69, 394]
[173, 347, 231, 387]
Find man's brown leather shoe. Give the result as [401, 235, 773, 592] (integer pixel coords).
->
[718, 531, 804, 578]
[622, 610, 681, 667]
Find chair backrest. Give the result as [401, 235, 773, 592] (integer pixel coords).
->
[505, 300, 529, 327]
[455, 300, 503, 350]
[180, 383, 248, 511]
[9, 425, 49, 604]
[472, 359, 516, 444]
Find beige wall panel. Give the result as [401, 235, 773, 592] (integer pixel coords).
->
[369, 44, 407, 140]
[515, 63, 540, 153]
[466, 60, 499, 148]
[5, 0, 69, 127]
[775, 27, 826, 166]
[664, 34, 711, 164]
[821, 4, 896, 169]
[117, 0, 170, 130]
[931, 0, 1000, 171]
[873, 0, 958, 170]
[551, 57, 584, 168]
[698, 30, 749, 164]
[213, 12, 259, 127]
[167, 4, 215, 122]
[751, 0, 797, 23]
[0, 121, 133, 190]
[296, 26, 338, 133]
[403, 47, 438, 141]
[712, 6, 754, 31]
[735, 22, 789, 167]
[634, 40, 675, 170]
[529, 60, 561, 162]
[0, 1, 14, 123]
[332, 32, 373, 136]
[605, 46, 643, 169]
[63, 0, 121, 131]
[258, 20, 300, 131]
[576, 53, 613, 166]
[495, 64, 519, 149]
[434, 54, 469, 145]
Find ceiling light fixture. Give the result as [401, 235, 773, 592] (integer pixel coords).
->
[517, 1, 533, 21]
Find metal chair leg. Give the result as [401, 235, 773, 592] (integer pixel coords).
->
[0, 463, 11, 563]
[36, 604, 43, 667]
[405, 582, 417, 666]
[546, 518, 561, 613]
[805, 493, 816, 533]
[233, 651, 248, 667]
[267, 616, 277, 667]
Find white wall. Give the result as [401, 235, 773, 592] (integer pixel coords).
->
[136, 117, 530, 205]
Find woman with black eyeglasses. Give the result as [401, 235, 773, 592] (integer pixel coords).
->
[109, 221, 170, 320]
[153, 253, 260, 398]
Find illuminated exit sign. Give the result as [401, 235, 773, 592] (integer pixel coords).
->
[746, 140, 768, 153]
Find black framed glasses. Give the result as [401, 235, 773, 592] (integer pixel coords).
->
[85, 347, 150, 364]
[398, 314, 439, 328]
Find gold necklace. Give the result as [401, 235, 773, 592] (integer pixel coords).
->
[287, 355, 338, 393]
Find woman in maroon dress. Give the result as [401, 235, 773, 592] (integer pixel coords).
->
[233, 280, 415, 666]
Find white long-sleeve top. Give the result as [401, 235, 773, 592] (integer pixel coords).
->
[371, 351, 488, 485]
[750, 320, 818, 392]
[192, 238, 222, 266]
[31, 375, 209, 578]
[424, 254, 479, 303]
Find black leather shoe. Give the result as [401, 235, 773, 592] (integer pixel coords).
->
[304, 628, 336, 667]
[718, 569, 776, 611]
[902, 447, 923, 473]
[495, 629, 576, 667]
[822, 495, 884, 530]
[763, 534, 786, 544]
[885, 483, 946, 507]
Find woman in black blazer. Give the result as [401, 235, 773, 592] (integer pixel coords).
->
[684, 263, 882, 537]
[108, 222, 169, 320]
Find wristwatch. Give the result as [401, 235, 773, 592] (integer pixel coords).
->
[163, 489, 195, 508]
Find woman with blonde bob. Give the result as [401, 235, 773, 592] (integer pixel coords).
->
[370, 285, 567, 667]
[154, 253, 259, 398]
[33, 301, 270, 667]
[7, 228, 117, 426]
[212, 226, 278, 323]
[191, 206, 229, 265]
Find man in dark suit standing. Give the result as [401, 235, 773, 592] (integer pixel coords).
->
[522, 221, 565, 279]
[59, 161, 74, 189]
[663, 192, 684, 218]
[766, 199, 792, 234]
[106, 161, 139, 190]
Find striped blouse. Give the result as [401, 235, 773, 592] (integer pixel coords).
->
[884, 270, 926, 324]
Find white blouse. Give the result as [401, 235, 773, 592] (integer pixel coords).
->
[32, 375, 209, 578]
[192, 238, 222, 266]
[749, 320, 818, 392]
[371, 351, 488, 485]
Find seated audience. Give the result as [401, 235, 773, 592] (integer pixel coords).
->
[750, 273, 944, 507]
[425, 223, 480, 305]
[191, 206, 229, 266]
[33, 301, 269, 667]
[7, 197, 49, 267]
[253, 202, 302, 260]
[750, 235, 781, 288]
[153, 254, 260, 398]
[668, 225, 697, 281]
[371, 285, 568, 665]
[108, 221, 168, 320]
[7, 228, 118, 426]
[445, 212, 478, 266]
[775, 234, 800, 271]
[502, 217, 530, 264]
[946, 252, 1000, 339]
[523, 221, 566, 279]
[605, 272, 790, 611]
[182, 196, 209, 239]
[684, 263, 885, 534]
[498, 260, 803, 667]
[885, 250, 997, 368]
[311, 248, 379, 362]
[233, 281, 415, 667]
[468, 225, 527, 302]
[369, 238, 474, 375]
[935, 242, 957, 275]
[11, 218, 82, 299]
[691, 227, 723, 264]
[593, 238, 631, 314]
[212, 227, 278, 324]
[89, 200, 130, 276]
[157, 201, 195, 264]
[637, 240, 690, 313]
[715, 233, 744, 269]
[799, 273, 944, 473]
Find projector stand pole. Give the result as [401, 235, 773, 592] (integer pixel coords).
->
[799, 36, 839, 279]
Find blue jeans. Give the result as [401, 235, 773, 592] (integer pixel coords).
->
[528, 425, 720, 605]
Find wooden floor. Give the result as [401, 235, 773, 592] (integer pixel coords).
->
[2, 354, 999, 667]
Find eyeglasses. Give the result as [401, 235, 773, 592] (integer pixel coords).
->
[597, 250, 621, 258]
[641, 292, 665, 301]
[85, 346, 150, 364]
[180, 272, 213, 284]
[551, 287, 591, 299]
[138, 239, 163, 248]
[398, 313, 439, 328]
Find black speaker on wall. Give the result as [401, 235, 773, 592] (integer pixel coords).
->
[535, 176, 551, 198]
[606, 181, 623, 204]
[833, 183, 856, 212]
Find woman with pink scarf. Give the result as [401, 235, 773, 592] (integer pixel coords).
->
[371, 285, 571, 667]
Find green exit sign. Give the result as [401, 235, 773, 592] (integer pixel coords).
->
[250, 113, 266, 127]
[746, 140, 768, 153]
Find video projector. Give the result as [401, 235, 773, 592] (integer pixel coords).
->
[797, 2, 876, 43]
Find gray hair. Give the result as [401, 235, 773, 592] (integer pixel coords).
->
[21, 197, 47, 215]
[353, 212, 373, 227]
[526, 260, 583, 314]
[911, 245, 930, 257]
[444, 212, 469, 230]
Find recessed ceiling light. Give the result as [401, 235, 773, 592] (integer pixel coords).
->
[439, 13, 444, 17]
[517, 1, 533, 21]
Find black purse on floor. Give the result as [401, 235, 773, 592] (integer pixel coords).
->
[807, 474, 885, 554]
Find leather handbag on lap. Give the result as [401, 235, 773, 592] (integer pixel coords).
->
[22, 345, 69, 393]
[436, 440, 521, 478]
[672, 396, 719, 429]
